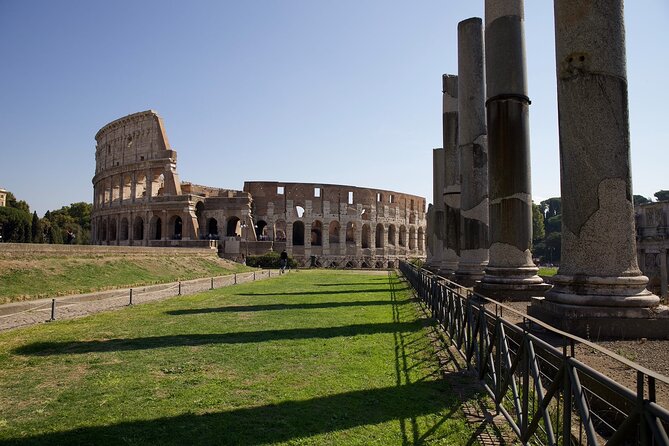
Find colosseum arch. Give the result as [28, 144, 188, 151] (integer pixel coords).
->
[293, 221, 305, 246]
[311, 220, 322, 246]
[207, 218, 219, 237]
[346, 222, 356, 245]
[388, 224, 396, 246]
[150, 216, 162, 240]
[120, 217, 129, 241]
[409, 226, 416, 250]
[375, 223, 384, 248]
[275, 219, 286, 241]
[255, 220, 267, 239]
[132, 216, 144, 242]
[100, 220, 108, 242]
[169, 215, 183, 240]
[226, 217, 240, 237]
[361, 224, 371, 249]
[329, 221, 340, 244]
[399, 225, 407, 247]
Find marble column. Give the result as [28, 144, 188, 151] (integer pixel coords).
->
[442, 74, 461, 276]
[529, 0, 662, 339]
[476, 0, 549, 299]
[455, 18, 489, 287]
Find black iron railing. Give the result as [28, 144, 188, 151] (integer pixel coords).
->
[399, 260, 669, 445]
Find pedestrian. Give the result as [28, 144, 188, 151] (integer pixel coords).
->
[280, 249, 288, 273]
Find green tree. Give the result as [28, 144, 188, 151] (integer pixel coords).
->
[540, 197, 561, 219]
[5, 191, 30, 214]
[31, 211, 42, 243]
[532, 203, 545, 243]
[654, 190, 669, 202]
[634, 195, 651, 205]
[0, 207, 32, 243]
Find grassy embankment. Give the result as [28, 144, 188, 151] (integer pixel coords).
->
[538, 266, 558, 277]
[0, 270, 476, 445]
[0, 252, 253, 304]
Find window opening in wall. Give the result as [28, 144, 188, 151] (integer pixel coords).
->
[348, 191, 354, 204]
[377, 193, 382, 202]
[314, 187, 321, 197]
[411, 199, 415, 210]
[390, 194, 395, 203]
[277, 186, 285, 195]
[361, 209, 366, 216]
[140, 156, 145, 161]
[295, 206, 305, 218]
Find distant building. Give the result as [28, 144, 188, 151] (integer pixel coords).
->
[0, 188, 7, 207]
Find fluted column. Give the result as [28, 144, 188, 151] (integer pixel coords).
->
[476, 0, 549, 299]
[455, 18, 489, 287]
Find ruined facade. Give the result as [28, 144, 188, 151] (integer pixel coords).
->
[0, 188, 6, 208]
[636, 201, 669, 298]
[244, 182, 427, 268]
[91, 110, 426, 266]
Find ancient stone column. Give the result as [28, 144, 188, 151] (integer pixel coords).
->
[455, 18, 489, 287]
[529, 0, 661, 338]
[442, 74, 461, 276]
[427, 148, 446, 271]
[475, 0, 549, 299]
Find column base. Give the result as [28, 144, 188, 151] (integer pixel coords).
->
[546, 273, 660, 307]
[475, 266, 552, 300]
[528, 299, 669, 340]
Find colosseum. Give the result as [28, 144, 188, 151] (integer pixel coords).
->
[91, 110, 427, 267]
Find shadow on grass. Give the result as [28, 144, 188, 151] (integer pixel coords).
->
[14, 321, 428, 356]
[165, 299, 411, 315]
[0, 380, 460, 446]
[236, 288, 396, 296]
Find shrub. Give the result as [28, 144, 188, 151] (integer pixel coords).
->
[247, 251, 298, 269]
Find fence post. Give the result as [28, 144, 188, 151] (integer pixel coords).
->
[178, 282, 182, 295]
[50, 298, 56, 321]
[211, 278, 214, 290]
[253, 272, 256, 281]
[129, 288, 133, 306]
[234, 273, 237, 284]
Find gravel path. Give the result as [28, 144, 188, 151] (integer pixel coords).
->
[0, 269, 280, 332]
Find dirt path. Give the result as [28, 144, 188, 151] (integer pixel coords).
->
[0, 269, 280, 332]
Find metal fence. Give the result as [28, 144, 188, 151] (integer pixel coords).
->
[399, 260, 669, 445]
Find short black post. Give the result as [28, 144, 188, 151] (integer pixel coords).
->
[269, 270, 271, 278]
[234, 274, 237, 285]
[129, 288, 133, 306]
[211, 278, 214, 290]
[50, 298, 56, 321]
[253, 272, 256, 281]
[178, 282, 182, 295]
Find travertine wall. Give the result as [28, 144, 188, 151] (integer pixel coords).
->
[244, 181, 427, 267]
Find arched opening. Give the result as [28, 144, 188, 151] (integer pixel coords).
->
[133, 217, 144, 242]
[346, 222, 356, 245]
[109, 219, 117, 242]
[361, 224, 370, 249]
[275, 220, 286, 241]
[388, 224, 396, 246]
[101, 220, 108, 242]
[195, 202, 205, 237]
[293, 221, 305, 246]
[256, 220, 268, 240]
[207, 218, 219, 238]
[171, 216, 183, 240]
[418, 228, 425, 252]
[329, 221, 340, 244]
[399, 226, 407, 247]
[151, 217, 162, 240]
[409, 227, 416, 250]
[227, 217, 240, 236]
[120, 218, 129, 241]
[311, 220, 322, 246]
[375, 224, 384, 248]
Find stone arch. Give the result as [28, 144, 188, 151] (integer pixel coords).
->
[109, 219, 117, 242]
[361, 224, 370, 249]
[346, 221, 356, 244]
[375, 223, 384, 248]
[170, 215, 183, 239]
[311, 220, 322, 246]
[227, 216, 240, 236]
[409, 226, 416, 250]
[329, 221, 340, 244]
[409, 213, 416, 224]
[293, 221, 305, 246]
[206, 218, 219, 237]
[101, 219, 108, 242]
[388, 224, 396, 246]
[256, 220, 268, 239]
[418, 227, 425, 252]
[133, 216, 144, 242]
[150, 216, 162, 240]
[120, 217, 129, 241]
[275, 219, 286, 241]
[399, 225, 407, 247]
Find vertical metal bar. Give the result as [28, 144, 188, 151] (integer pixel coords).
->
[521, 337, 529, 437]
[178, 282, 181, 295]
[129, 288, 133, 306]
[50, 298, 56, 321]
[638, 371, 649, 444]
[211, 278, 214, 290]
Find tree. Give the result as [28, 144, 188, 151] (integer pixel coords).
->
[31, 211, 42, 243]
[5, 191, 30, 214]
[0, 206, 32, 243]
[532, 203, 545, 243]
[654, 190, 669, 202]
[634, 195, 650, 205]
[540, 197, 561, 219]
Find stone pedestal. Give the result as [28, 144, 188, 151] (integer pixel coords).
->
[475, 0, 549, 300]
[441, 74, 460, 277]
[528, 0, 660, 337]
[454, 18, 489, 287]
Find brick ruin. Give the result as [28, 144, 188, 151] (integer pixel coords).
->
[91, 110, 426, 267]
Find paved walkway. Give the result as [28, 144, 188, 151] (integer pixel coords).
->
[0, 269, 282, 332]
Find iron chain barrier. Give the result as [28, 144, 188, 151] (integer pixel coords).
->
[399, 260, 669, 446]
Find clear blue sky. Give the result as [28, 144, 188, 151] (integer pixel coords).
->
[1, 1, 667, 217]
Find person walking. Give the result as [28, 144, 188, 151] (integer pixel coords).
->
[280, 249, 288, 273]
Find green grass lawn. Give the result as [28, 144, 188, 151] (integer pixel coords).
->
[538, 267, 558, 277]
[0, 270, 476, 445]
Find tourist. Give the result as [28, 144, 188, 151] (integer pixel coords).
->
[280, 249, 288, 273]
